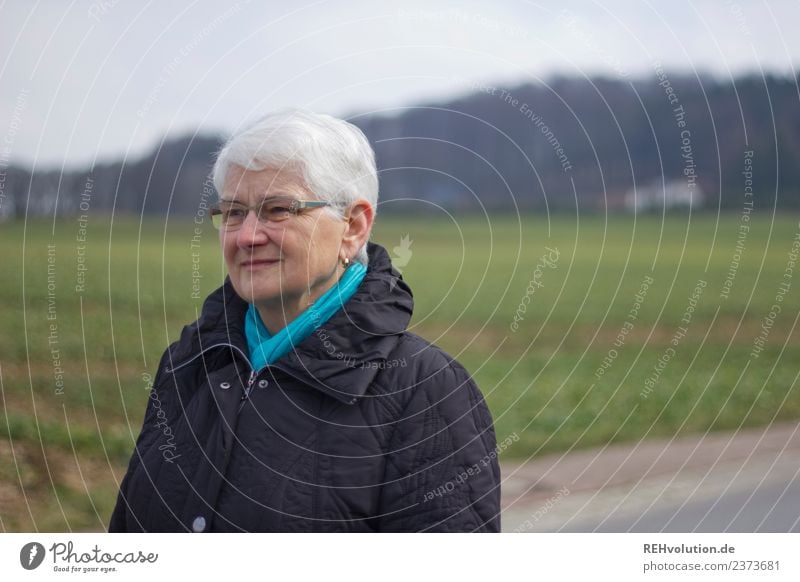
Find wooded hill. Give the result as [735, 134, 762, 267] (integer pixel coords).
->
[4, 72, 798, 220]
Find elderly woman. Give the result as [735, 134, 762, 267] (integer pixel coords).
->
[109, 109, 500, 532]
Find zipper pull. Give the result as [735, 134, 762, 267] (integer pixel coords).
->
[242, 369, 257, 401]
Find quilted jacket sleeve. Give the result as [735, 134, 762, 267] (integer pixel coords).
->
[376, 360, 501, 532]
[108, 348, 173, 532]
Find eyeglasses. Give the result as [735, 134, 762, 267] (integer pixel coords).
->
[210, 196, 334, 230]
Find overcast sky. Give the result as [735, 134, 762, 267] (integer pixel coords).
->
[1, 0, 798, 169]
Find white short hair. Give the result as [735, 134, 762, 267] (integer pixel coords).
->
[212, 108, 378, 266]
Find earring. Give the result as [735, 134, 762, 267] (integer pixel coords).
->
[341, 256, 350, 267]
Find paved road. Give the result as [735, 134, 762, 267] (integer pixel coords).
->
[500, 422, 800, 532]
[583, 476, 800, 532]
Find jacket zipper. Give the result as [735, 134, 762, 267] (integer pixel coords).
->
[239, 369, 258, 412]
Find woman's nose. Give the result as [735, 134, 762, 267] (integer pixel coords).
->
[236, 211, 269, 247]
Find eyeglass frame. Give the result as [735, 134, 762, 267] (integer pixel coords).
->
[209, 195, 343, 230]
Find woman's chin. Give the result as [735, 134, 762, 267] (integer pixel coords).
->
[232, 276, 282, 304]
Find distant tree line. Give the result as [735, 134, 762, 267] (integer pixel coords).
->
[2, 72, 798, 221]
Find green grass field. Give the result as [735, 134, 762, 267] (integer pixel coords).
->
[2, 211, 799, 531]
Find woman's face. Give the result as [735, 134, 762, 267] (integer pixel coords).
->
[219, 164, 347, 311]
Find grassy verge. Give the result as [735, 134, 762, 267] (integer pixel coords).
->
[1, 212, 798, 530]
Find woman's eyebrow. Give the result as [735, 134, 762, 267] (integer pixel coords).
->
[220, 193, 298, 202]
[260, 191, 298, 199]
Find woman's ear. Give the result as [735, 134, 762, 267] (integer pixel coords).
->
[341, 199, 374, 257]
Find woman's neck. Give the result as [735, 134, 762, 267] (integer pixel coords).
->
[254, 264, 345, 334]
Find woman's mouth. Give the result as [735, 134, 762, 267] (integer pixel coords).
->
[241, 259, 281, 270]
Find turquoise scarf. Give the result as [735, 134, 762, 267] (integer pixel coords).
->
[244, 262, 367, 371]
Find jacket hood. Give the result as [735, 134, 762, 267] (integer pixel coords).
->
[166, 241, 414, 404]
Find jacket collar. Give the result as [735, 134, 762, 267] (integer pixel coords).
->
[167, 242, 414, 405]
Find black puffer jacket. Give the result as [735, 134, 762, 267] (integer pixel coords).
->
[109, 242, 500, 532]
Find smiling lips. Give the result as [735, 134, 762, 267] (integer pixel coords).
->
[241, 259, 281, 269]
